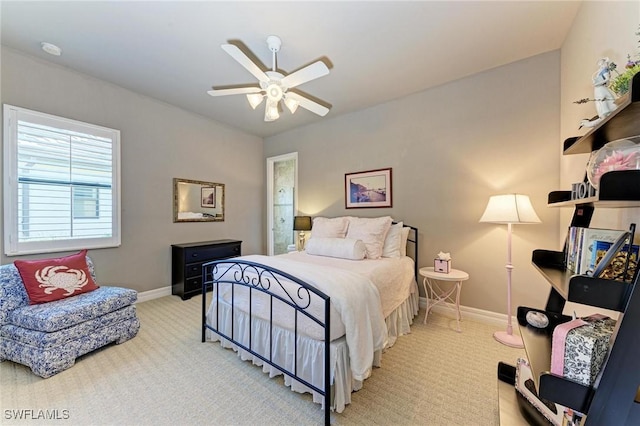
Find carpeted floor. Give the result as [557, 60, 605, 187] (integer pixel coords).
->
[0, 295, 524, 425]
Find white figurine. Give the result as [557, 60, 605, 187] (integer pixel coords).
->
[580, 58, 618, 128]
[592, 58, 617, 116]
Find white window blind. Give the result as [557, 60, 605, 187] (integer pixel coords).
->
[3, 105, 121, 256]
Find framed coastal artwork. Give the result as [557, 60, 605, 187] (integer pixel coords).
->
[201, 187, 216, 208]
[345, 168, 392, 209]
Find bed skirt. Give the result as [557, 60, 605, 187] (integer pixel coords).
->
[205, 281, 419, 413]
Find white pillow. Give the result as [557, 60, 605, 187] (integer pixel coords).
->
[382, 222, 403, 258]
[306, 237, 366, 260]
[310, 217, 349, 238]
[346, 216, 393, 259]
[400, 226, 411, 257]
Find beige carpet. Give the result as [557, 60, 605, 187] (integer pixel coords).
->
[0, 295, 524, 425]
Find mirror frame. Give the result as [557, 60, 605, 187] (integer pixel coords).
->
[173, 178, 225, 222]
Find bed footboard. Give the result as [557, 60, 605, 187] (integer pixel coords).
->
[201, 259, 331, 425]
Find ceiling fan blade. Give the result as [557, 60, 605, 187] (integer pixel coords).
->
[280, 61, 329, 89]
[221, 44, 270, 83]
[285, 92, 330, 117]
[207, 87, 262, 97]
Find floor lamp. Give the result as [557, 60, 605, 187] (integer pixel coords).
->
[480, 194, 541, 348]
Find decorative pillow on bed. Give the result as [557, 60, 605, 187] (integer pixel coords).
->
[310, 217, 349, 239]
[346, 216, 393, 259]
[400, 226, 411, 257]
[14, 250, 100, 305]
[306, 237, 367, 260]
[382, 222, 404, 258]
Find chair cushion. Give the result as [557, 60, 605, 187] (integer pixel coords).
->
[1, 305, 138, 349]
[6, 286, 138, 333]
[14, 250, 99, 305]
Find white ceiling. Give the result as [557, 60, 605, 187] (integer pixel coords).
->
[1, 1, 581, 138]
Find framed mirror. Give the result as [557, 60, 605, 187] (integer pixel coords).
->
[173, 178, 225, 222]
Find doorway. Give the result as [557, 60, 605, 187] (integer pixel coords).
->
[267, 152, 298, 255]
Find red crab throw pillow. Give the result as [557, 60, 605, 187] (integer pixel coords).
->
[14, 250, 99, 305]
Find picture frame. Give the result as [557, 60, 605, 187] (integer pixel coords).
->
[345, 168, 392, 209]
[201, 187, 216, 208]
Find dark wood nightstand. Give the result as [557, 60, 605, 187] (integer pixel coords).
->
[171, 239, 242, 300]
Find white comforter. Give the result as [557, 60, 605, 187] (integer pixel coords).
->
[209, 254, 388, 381]
[283, 251, 416, 317]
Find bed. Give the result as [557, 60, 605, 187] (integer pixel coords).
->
[201, 217, 419, 424]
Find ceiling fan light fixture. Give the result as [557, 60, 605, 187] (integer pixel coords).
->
[210, 35, 331, 122]
[264, 100, 280, 122]
[246, 93, 264, 109]
[284, 96, 299, 114]
[266, 83, 283, 102]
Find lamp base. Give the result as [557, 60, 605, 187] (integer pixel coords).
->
[493, 330, 524, 348]
[298, 231, 306, 251]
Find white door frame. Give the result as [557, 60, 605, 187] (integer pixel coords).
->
[266, 152, 298, 256]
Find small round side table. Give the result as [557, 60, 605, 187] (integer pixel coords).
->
[420, 266, 470, 332]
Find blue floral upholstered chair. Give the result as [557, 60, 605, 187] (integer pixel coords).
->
[0, 254, 140, 378]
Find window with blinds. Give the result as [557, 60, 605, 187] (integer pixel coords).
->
[3, 105, 121, 256]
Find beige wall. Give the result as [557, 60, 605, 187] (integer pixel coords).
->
[265, 51, 562, 315]
[0, 47, 265, 293]
[2, 1, 636, 316]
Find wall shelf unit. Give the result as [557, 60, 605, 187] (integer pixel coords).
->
[547, 170, 640, 208]
[497, 71, 640, 425]
[563, 76, 640, 155]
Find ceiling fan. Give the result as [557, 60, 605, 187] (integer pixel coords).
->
[207, 35, 330, 122]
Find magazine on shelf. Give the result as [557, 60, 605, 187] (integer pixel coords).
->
[577, 228, 627, 274]
[565, 227, 626, 274]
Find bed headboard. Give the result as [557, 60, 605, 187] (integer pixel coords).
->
[398, 223, 419, 281]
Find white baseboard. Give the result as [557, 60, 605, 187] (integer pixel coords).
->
[137, 286, 172, 303]
[419, 296, 513, 328]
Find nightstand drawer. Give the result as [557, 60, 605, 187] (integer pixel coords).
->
[184, 244, 240, 261]
[185, 276, 202, 293]
[171, 239, 242, 300]
[185, 262, 206, 278]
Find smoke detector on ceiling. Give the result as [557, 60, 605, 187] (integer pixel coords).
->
[41, 42, 62, 56]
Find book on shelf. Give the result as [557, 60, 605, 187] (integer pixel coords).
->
[565, 227, 626, 274]
[566, 227, 581, 272]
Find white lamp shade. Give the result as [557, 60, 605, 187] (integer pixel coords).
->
[264, 99, 280, 122]
[284, 96, 299, 114]
[479, 194, 541, 224]
[246, 93, 264, 109]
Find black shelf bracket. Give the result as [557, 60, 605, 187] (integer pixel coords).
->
[539, 373, 594, 414]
